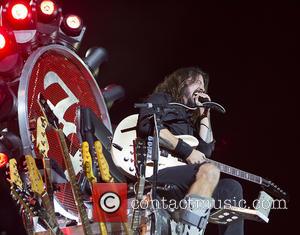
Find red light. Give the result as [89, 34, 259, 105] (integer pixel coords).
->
[61, 14, 83, 37]
[0, 34, 6, 50]
[40, 0, 55, 15]
[0, 153, 9, 168]
[11, 3, 29, 20]
[66, 15, 81, 29]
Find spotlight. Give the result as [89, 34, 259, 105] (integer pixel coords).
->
[83, 47, 108, 77]
[0, 35, 6, 50]
[102, 85, 125, 109]
[0, 153, 9, 168]
[0, 27, 22, 79]
[60, 14, 83, 37]
[57, 14, 86, 50]
[11, 3, 29, 20]
[37, 0, 58, 23]
[0, 27, 17, 57]
[1, 1, 34, 30]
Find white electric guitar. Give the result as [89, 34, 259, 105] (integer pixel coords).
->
[112, 114, 288, 200]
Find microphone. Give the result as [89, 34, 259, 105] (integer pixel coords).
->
[197, 97, 226, 114]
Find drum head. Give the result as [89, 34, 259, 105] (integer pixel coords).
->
[18, 44, 112, 214]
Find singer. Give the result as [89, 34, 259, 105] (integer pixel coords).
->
[137, 67, 244, 234]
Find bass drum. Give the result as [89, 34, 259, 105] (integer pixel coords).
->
[17, 44, 112, 217]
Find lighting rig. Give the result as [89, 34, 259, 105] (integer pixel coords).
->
[0, 3, 124, 234]
[0, 0, 122, 168]
[0, 0, 86, 172]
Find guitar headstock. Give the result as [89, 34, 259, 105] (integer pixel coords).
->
[133, 137, 148, 177]
[81, 141, 97, 183]
[36, 116, 50, 158]
[94, 140, 112, 182]
[25, 155, 45, 195]
[262, 178, 289, 201]
[9, 158, 23, 189]
[10, 186, 40, 217]
[37, 93, 59, 130]
[8, 158, 40, 217]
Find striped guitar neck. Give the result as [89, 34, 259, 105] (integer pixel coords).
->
[207, 159, 262, 185]
[25, 155, 63, 235]
[57, 130, 93, 235]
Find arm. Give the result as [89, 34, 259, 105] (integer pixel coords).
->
[195, 93, 215, 158]
[160, 128, 206, 164]
[199, 111, 213, 143]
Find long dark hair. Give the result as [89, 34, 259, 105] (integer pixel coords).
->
[154, 67, 209, 102]
[153, 67, 209, 124]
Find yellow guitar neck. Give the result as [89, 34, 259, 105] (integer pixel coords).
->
[94, 140, 113, 183]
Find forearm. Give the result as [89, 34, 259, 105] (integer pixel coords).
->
[199, 112, 213, 143]
[159, 128, 179, 150]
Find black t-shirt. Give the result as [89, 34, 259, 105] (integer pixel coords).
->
[137, 92, 215, 158]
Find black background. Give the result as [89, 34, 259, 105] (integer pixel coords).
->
[1, 0, 298, 234]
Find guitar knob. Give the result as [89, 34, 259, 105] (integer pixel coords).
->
[129, 167, 134, 172]
[124, 157, 129, 161]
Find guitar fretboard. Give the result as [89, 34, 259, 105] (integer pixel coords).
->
[207, 159, 262, 185]
[58, 130, 93, 235]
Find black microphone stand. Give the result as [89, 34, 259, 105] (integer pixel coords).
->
[134, 103, 168, 235]
[134, 103, 164, 205]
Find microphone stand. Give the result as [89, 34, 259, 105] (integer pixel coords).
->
[134, 103, 167, 235]
[134, 103, 174, 201]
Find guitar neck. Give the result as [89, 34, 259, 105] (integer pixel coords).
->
[41, 192, 63, 235]
[207, 159, 262, 185]
[42, 157, 54, 200]
[57, 130, 93, 235]
[131, 176, 145, 232]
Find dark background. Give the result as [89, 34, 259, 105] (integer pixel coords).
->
[1, 0, 298, 234]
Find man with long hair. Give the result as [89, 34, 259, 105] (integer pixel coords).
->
[137, 67, 243, 234]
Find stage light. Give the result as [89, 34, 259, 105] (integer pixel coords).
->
[40, 0, 55, 15]
[1, 1, 34, 30]
[11, 3, 29, 20]
[83, 47, 108, 77]
[60, 14, 83, 37]
[0, 153, 9, 168]
[37, 0, 58, 23]
[0, 27, 17, 58]
[0, 35, 6, 50]
[57, 14, 85, 50]
[0, 27, 23, 80]
[66, 15, 81, 29]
